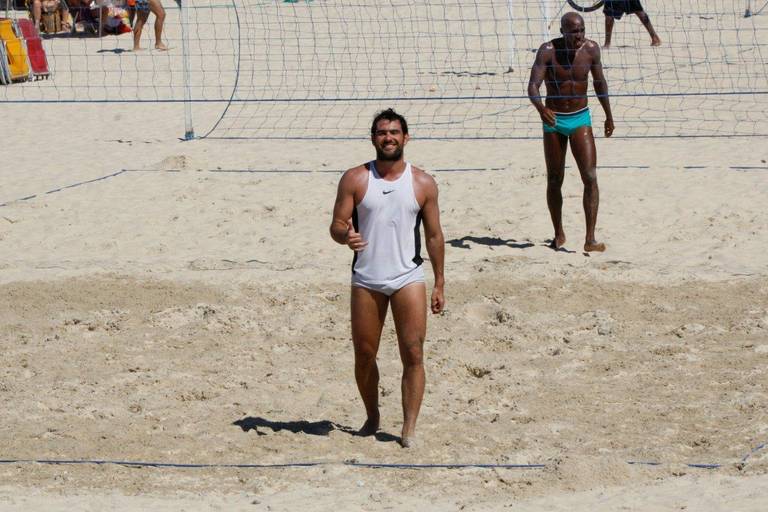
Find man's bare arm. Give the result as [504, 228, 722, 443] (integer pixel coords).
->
[590, 43, 614, 137]
[416, 171, 445, 314]
[330, 168, 368, 250]
[528, 44, 556, 126]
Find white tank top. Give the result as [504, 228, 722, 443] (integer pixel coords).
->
[352, 161, 423, 282]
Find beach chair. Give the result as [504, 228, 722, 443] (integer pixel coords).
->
[0, 42, 11, 85]
[16, 18, 49, 79]
[0, 18, 30, 82]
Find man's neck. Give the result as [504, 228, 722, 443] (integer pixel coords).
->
[375, 158, 406, 178]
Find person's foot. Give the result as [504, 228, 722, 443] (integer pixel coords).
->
[651, 37, 661, 47]
[133, 46, 144, 51]
[357, 416, 379, 436]
[400, 436, 417, 448]
[584, 240, 606, 252]
[603, 43, 610, 49]
[549, 233, 566, 250]
[155, 43, 169, 51]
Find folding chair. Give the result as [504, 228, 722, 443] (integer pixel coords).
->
[0, 42, 11, 84]
[16, 17, 48, 79]
[0, 18, 30, 81]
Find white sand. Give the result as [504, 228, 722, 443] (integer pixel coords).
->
[1, 1, 767, 510]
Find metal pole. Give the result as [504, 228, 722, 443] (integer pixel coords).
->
[542, 0, 550, 41]
[506, 0, 515, 72]
[180, 0, 195, 139]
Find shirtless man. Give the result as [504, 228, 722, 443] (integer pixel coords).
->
[528, 12, 614, 252]
[330, 108, 445, 448]
[603, 0, 661, 49]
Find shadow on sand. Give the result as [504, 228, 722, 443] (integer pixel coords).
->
[233, 416, 400, 443]
[447, 235, 535, 250]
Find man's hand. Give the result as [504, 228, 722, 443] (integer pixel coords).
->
[538, 107, 556, 128]
[346, 220, 368, 252]
[604, 118, 614, 138]
[430, 285, 445, 314]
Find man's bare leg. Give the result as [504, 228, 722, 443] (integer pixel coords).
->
[133, 11, 149, 51]
[149, 0, 168, 50]
[570, 127, 605, 252]
[604, 15, 615, 48]
[636, 11, 661, 46]
[390, 282, 427, 447]
[351, 286, 388, 436]
[543, 131, 568, 249]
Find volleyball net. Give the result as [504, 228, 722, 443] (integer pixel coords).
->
[1, 0, 767, 139]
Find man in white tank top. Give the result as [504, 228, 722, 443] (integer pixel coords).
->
[330, 109, 445, 448]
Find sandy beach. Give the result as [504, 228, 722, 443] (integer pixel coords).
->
[1, 0, 768, 509]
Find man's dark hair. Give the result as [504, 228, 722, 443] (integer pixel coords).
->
[371, 108, 408, 137]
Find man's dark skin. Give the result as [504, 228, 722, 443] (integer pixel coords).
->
[528, 12, 614, 252]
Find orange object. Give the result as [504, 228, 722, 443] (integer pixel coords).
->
[0, 19, 30, 82]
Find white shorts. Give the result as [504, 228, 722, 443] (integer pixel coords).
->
[351, 265, 425, 297]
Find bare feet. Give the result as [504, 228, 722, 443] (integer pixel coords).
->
[584, 240, 606, 252]
[400, 436, 417, 448]
[549, 233, 566, 250]
[357, 417, 379, 436]
[155, 43, 170, 51]
[651, 37, 661, 47]
[133, 46, 145, 52]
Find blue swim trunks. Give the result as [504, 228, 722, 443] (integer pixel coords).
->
[135, 0, 150, 11]
[543, 107, 592, 136]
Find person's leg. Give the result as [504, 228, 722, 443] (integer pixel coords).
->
[389, 282, 427, 447]
[148, 0, 167, 50]
[635, 11, 661, 46]
[569, 126, 605, 252]
[59, 4, 71, 31]
[350, 286, 389, 435]
[133, 10, 149, 50]
[543, 131, 568, 249]
[604, 15, 615, 48]
[32, 0, 42, 30]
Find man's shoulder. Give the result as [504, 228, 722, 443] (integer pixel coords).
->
[338, 164, 369, 191]
[341, 163, 369, 179]
[540, 40, 556, 53]
[412, 166, 438, 190]
[582, 39, 601, 56]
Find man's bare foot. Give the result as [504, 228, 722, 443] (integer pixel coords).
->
[651, 37, 661, 47]
[549, 234, 566, 250]
[155, 43, 169, 51]
[133, 46, 145, 52]
[400, 436, 417, 448]
[357, 417, 379, 436]
[584, 240, 606, 252]
[603, 43, 610, 49]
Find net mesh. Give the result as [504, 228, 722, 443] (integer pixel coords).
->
[1, 0, 766, 139]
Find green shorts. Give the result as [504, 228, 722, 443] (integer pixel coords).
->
[543, 107, 592, 136]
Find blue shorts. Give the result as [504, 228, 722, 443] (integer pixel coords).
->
[604, 0, 644, 20]
[135, 0, 150, 12]
[543, 107, 592, 137]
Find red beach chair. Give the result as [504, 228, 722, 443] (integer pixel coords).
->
[16, 18, 49, 79]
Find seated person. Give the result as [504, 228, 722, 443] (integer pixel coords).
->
[29, 0, 71, 32]
[67, 0, 131, 36]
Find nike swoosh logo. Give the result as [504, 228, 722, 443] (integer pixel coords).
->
[383, 190, 395, 195]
